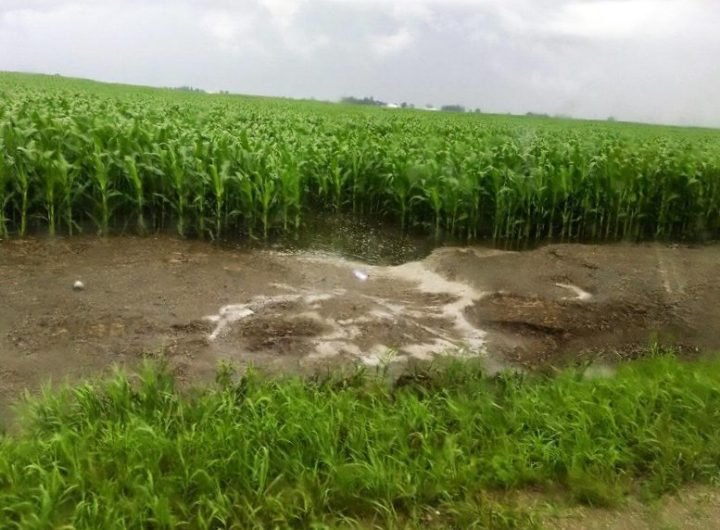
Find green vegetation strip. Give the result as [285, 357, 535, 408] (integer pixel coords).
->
[1, 354, 720, 528]
[2, 72, 720, 243]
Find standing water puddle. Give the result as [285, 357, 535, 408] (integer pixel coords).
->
[203, 244, 528, 373]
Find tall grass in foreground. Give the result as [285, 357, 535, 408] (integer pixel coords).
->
[1, 354, 720, 529]
[2, 72, 720, 243]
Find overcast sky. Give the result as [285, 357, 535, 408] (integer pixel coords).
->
[1, 0, 719, 126]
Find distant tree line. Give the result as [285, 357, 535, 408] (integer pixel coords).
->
[525, 111, 551, 118]
[341, 96, 482, 114]
[174, 86, 206, 94]
[340, 96, 387, 107]
[441, 105, 465, 113]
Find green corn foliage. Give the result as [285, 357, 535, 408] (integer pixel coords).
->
[90, 146, 113, 235]
[1, 72, 720, 242]
[0, 139, 9, 238]
[14, 143, 34, 238]
[123, 155, 146, 234]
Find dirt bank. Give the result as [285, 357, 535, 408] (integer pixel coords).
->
[2, 237, 719, 408]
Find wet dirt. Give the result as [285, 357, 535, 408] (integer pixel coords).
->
[2, 236, 720, 416]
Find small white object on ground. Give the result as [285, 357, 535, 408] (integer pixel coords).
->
[352, 269, 369, 281]
[73, 280, 85, 291]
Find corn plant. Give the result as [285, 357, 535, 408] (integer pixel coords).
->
[0, 140, 9, 238]
[90, 144, 113, 235]
[123, 155, 146, 234]
[14, 142, 35, 237]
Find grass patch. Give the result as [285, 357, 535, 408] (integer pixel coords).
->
[1, 353, 720, 528]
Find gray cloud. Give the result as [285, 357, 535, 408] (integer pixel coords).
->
[1, 0, 718, 126]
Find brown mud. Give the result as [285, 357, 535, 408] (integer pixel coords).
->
[2, 237, 720, 413]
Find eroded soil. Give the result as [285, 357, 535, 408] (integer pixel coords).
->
[2, 237, 720, 414]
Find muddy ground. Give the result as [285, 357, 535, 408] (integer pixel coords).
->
[1, 236, 720, 413]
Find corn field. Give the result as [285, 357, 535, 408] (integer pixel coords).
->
[2, 72, 720, 242]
